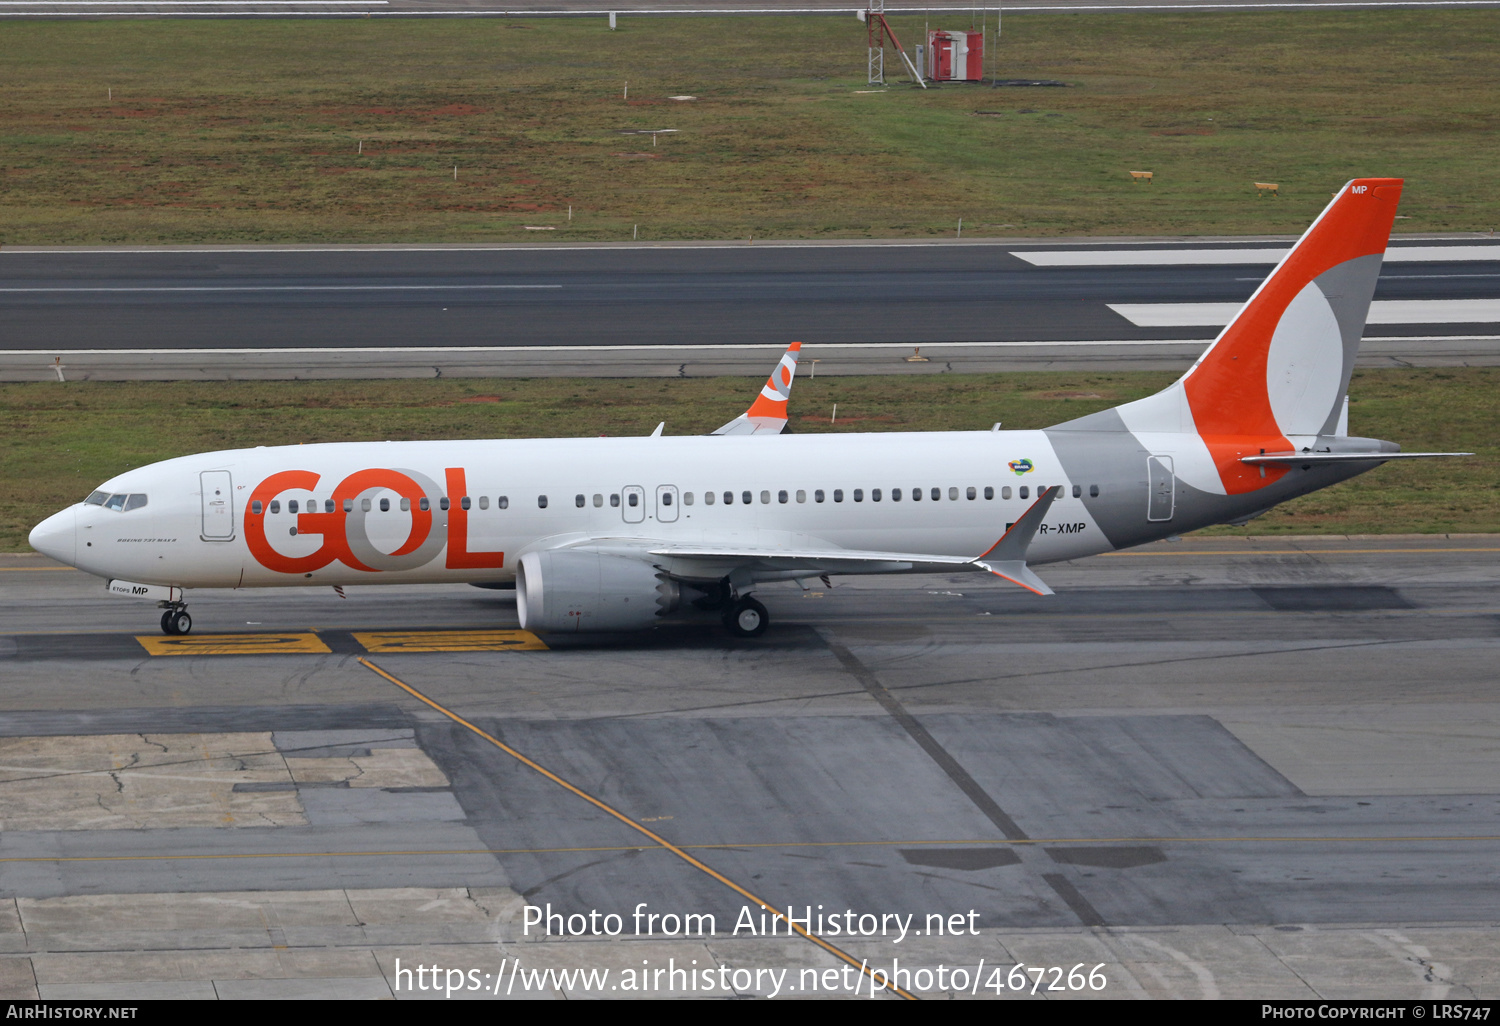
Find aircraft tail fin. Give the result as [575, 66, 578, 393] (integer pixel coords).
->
[711, 342, 801, 436]
[1065, 178, 1403, 495]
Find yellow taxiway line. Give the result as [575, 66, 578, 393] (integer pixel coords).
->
[359, 655, 916, 1001]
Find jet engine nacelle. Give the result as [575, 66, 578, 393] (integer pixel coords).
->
[516, 550, 680, 633]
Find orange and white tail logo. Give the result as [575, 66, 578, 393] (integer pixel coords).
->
[1100, 178, 1403, 494]
[711, 341, 802, 436]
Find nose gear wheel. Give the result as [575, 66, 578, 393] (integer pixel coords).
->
[160, 608, 192, 635]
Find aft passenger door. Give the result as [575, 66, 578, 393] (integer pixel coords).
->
[200, 470, 235, 540]
[1147, 455, 1175, 522]
[621, 485, 645, 524]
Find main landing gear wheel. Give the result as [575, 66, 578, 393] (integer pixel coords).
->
[160, 609, 192, 636]
[724, 597, 768, 639]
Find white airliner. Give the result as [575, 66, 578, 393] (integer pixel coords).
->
[29, 179, 1467, 638]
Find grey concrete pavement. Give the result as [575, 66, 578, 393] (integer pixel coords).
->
[1, 536, 1498, 997]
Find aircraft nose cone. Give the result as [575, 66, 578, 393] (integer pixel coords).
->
[28, 507, 77, 566]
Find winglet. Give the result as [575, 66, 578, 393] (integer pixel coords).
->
[711, 342, 802, 436]
[971, 485, 1060, 596]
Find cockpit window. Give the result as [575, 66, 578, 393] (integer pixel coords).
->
[85, 491, 108, 506]
[99, 493, 147, 512]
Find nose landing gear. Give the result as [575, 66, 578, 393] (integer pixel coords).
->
[158, 603, 192, 635]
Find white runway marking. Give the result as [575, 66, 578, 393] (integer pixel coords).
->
[1110, 299, 1500, 327]
[1015, 245, 1500, 267]
[0, 284, 560, 293]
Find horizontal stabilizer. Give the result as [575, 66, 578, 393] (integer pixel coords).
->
[1240, 451, 1472, 465]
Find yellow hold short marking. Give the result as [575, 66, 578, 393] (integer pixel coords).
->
[135, 633, 332, 656]
[353, 630, 548, 653]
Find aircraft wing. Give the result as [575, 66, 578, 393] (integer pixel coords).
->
[710, 341, 801, 435]
[649, 487, 1061, 596]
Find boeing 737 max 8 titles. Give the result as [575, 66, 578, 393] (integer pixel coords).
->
[28, 179, 1468, 638]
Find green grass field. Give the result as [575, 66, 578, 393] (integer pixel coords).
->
[3, 368, 1495, 551]
[1, 11, 1497, 243]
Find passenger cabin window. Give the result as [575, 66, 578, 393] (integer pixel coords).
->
[361, 498, 372, 512]
[325, 499, 335, 513]
[796, 490, 806, 503]
[400, 497, 410, 512]
[758, 491, 768, 504]
[440, 498, 450, 511]
[1090, 484, 1100, 497]
[85, 491, 108, 506]
[252, 501, 263, 515]
[498, 496, 509, 509]
[610, 494, 620, 508]
[479, 496, 490, 510]
[1002, 486, 1012, 500]
[593, 494, 604, 507]
[931, 488, 941, 501]
[461, 497, 471, 510]
[288, 499, 299, 514]
[723, 492, 734, 505]
[834, 489, 844, 503]
[538, 495, 548, 509]
[1019, 486, 1029, 499]
[380, 498, 390, 512]
[892, 488, 902, 501]
[967, 487, 976, 500]
[704, 491, 715, 505]
[949, 487, 959, 500]
[269, 500, 281, 514]
[1072, 484, 1082, 498]
[575, 494, 585, 508]
[984, 486, 994, 500]
[912, 488, 922, 502]
[684, 493, 694, 506]
[419, 498, 430, 512]
[742, 491, 752, 505]
[815, 490, 825, 503]
[778, 490, 788, 504]
[853, 489, 863, 502]
[343, 499, 354, 513]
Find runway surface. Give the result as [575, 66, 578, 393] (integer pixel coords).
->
[0, 535, 1497, 998]
[4, 237, 1499, 381]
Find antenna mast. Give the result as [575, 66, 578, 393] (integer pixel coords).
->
[863, 2, 927, 88]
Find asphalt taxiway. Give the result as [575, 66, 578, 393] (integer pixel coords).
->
[0, 535, 1497, 998]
